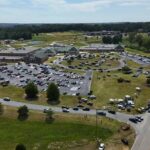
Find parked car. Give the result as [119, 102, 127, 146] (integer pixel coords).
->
[121, 138, 128, 145]
[62, 109, 70, 113]
[135, 116, 143, 122]
[88, 95, 96, 100]
[77, 104, 84, 108]
[62, 106, 69, 109]
[99, 143, 105, 150]
[82, 107, 90, 111]
[129, 118, 138, 123]
[108, 110, 116, 114]
[97, 111, 106, 116]
[3, 97, 10, 101]
[73, 107, 79, 111]
[43, 108, 51, 113]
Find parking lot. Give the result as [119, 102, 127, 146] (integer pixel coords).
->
[120, 52, 150, 65]
[0, 63, 92, 96]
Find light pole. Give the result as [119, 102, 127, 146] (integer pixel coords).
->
[96, 109, 98, 140]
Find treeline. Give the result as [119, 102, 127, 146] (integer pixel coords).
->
[127, 33, 150, 51]
[0, 28, 32, 40]
[102, 35, 122, 44]
[0, 22, 150, 40]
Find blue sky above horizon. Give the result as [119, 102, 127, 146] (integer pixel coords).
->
[0, 0, 150, 23]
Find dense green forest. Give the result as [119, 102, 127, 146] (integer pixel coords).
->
[0, 22, 150, 40]
[124, 33, 150, 51]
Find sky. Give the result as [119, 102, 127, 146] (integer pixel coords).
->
[0, 0, 150, 23]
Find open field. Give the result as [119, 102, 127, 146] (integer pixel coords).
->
[32, 32, 102, 47]
[91, 71, 150, 109]
[126, 48, 150, 57]
[125, 59, 150, 71]
[126, 60, 142, 68]
[61, 56, 120, 70]
[0, 85, 78, 107]
[0, 106, 134, 150]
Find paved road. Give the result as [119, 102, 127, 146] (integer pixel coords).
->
[131, 113, 150, 150]
[0, 99, 136, 127]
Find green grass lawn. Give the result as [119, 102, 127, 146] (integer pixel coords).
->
[61, 57, 120, 70]
[91, 71, 150, 109]
[0, 105, 125, 150]
[0, 85, 78, 107]
[126, 60, 142, 68]
[0, 104, 134, 150]
[32, 32, 102, 47]
[61, 57, 100, 67]
[0, 117, 115, 150]
[126, 48, 150, 57]
[126, 59, 150, 70]
[44, 56, 58, 64]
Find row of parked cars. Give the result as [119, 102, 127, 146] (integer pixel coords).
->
[61, 105, 91, 113]
[121, 52, 150, 64]
[0, 63, 89, 95]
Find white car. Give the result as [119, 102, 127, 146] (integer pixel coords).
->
[99, 143, 105, 150]
[62, 109, 70, 113]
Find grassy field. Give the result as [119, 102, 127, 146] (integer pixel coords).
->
[91, 71, 150, 109]
[0, 106, 134, 150]
[0, 85, 79, 107]
[126, 60, 142, 68]
[0, 118, 111, 150]
[32, 32, 102, 47]
[126, 59, 150, 70]
[61, 56, 120, 70]
[44, 56, 58, 64]
[126, 48, 150, 57]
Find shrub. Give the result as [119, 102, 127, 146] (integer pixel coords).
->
[117, 78, 124, 83]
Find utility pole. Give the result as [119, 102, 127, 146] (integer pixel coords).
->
[96, 109, 98, 140]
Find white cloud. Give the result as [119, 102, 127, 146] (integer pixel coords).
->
[0, 0, 12, 5]
[0, 0, 150, 23]
[0, 0, 150, 11]
[30, 0, 150, 12]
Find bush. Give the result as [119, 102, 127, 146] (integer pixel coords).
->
[117, 78, 124, 83]
[124, 79, 131, 83]
[17, 105, 29, 121]
[16, 144, 26, 150]
[88, 90, 93, 95]
[45, 109, 54, 123]
[0, 103, 3, 115]
[122, 66, 132, 74]
[147, 75, 150, 79]
[146, 78, 150, 86]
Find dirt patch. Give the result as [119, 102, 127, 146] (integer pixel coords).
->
[107, 144, 129, 150]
